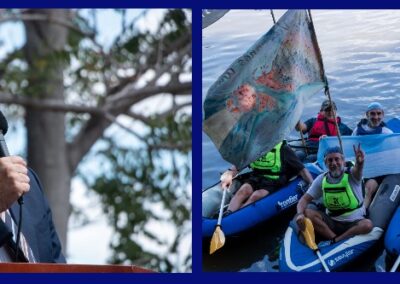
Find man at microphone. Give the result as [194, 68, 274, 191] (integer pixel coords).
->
[0, 111, 65, 263]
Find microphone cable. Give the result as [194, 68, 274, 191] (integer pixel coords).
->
[15, 198, 24, 262]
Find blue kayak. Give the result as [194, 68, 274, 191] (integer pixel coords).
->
[384, 206, 400, 257]
[202, 163, 322, 238]
[279, 174, 400, 272]
[280, 222, 382, 272]
[387, 117, 400, 133]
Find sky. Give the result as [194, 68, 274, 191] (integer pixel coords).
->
[0, 9, 191, 268]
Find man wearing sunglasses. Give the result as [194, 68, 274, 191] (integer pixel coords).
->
[352, 102, 393, 208]
[295, 145, 372, 245]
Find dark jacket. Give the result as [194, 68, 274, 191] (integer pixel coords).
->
[0, 169, 65, 263]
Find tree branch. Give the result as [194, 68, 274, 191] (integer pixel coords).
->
[106, 40, 191, 102]
[125, 102, 191, 125]
[68, 80, 191, 172]
[106, 82, 192, 112]
[103, 112, 145, 142]
[0, 10, 95, 38]
[0, 93, 104, 115]
[150, 141, 192, 152]
[0, 87, 191, 116]
[0, 76, 190, 174]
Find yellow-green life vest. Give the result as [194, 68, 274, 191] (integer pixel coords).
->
[250, 142, 283, 180]
[322, 171, 361, 217]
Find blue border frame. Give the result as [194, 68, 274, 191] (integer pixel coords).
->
[3, 1, 400, 283]
[193, 6, 202, 275]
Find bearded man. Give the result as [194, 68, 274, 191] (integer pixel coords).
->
[295, 145, 372, 245]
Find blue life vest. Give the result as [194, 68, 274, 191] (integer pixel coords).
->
[356, 118, 385, 136]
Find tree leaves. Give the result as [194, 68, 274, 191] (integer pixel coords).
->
[89, 131, 191, 271]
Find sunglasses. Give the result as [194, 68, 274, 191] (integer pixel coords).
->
[369, 111, 382, 116]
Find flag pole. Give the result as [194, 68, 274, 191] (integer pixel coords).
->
[307, 10, 344, 153]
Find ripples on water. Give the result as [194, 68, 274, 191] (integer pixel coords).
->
[202, 9, 400, 272]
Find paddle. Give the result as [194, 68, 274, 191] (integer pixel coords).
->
[390, 254, 400, 272]
[297, 120, 309, 156]
[301, 217, 330, 272]
[210, 187, 227, 254]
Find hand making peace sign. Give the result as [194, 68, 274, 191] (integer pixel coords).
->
[353, 143, 365, 165]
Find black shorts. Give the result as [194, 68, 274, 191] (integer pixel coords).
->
[306, 203, 365, 236]
[319, 211, 364, 236]
[237, 173, 281, 194]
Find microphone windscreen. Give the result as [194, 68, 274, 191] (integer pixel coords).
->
[0, 111, 8, 135]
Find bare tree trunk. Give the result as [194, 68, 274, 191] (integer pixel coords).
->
[23, 9, 70, 252]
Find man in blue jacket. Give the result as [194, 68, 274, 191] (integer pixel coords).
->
[0, 155, 65, 263]
[352, 102, 393, 208]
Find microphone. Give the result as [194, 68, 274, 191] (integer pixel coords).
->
[0, 111, 22, 205]
[0, 111, 10, 157]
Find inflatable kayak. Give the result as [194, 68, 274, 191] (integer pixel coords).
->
[202, 163, 322, 238]
[279, 174, 400, 272]
[384, 205, 400, 271]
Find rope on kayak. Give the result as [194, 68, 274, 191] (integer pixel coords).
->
[270, 10, 276, 24]
[307, 9, 344, 153]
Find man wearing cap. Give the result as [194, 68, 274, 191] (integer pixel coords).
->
[352, 102, 392, 136]
[295, 144, 372, 245]
[352, 102, 393, 208]
[295, 100, 352, 162]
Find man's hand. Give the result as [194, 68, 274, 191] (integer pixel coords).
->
[0, 156, 30, 212]
[295, 121, 305, 132]
[353, 143, 364, 165]
[295, 213, 306, 231]
[220, 170, 236, 190]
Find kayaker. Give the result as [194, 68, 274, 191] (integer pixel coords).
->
[352, 102, 393, 136]
[220, 141, 313, 215]
[295, 100, 352, 162]
[352, 102, 393, 208]
[295, 145, 373, 245]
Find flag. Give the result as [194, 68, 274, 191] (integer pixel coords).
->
[202, 10, 230, 29]
[317, 134, 400, 178]
[203, 10, 326, 169]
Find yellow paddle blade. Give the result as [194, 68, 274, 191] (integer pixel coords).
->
[210, 225, 225, 254]
[301, 217, 318, 251]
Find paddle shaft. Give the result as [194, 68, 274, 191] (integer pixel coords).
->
[316, 250, 330, 272]
[216, 171, 242, 224]
[390, 254, 400, 272]
[217, 189, 227, 226]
